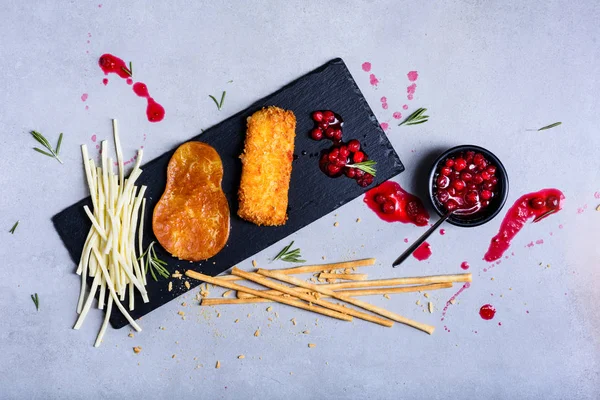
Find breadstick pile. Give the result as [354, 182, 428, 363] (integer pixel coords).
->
[185, 258, 472, 335]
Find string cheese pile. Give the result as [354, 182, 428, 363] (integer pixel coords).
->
[74, 119, 148, 347]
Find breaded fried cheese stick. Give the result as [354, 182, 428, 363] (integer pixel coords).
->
[238, 106, 296, 226]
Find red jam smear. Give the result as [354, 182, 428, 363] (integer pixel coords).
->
[433, 150, 499, 215]
[98, 54, 165, 123]
[412, 241, 432, 261]
[311, 110, 373, 187]
[479, 304, 496, 320]
[484, 188, 564, 262]
[364, 181, 429, 226]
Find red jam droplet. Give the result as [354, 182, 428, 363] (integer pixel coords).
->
[479, 304, 496, 320]
[98, 54, 165, 123]
[412, 241, 432, 261]
[460, 261, 470, 270]
[483, 188, 564, 262]
[364, 181, 429, 226]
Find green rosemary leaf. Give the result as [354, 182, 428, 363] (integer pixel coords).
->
[31, 293, 40, 311]
[399, 108, 429, 126]
[9, 221, 19, 234]
[538, 122, 562, 131]
[30, 130, 53, 151]
[55, 133, 63, 155]
[346, 160, 377, 176]
[32, 147, 55, 157]
[273, 241, 304, 263]
[219, 91, 226, 108]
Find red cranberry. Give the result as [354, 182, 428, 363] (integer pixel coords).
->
[310, 128, 323, 141]
[481, 171, 491, 180]
[445, 199, 459, 211]
[481, 200, 491, 208]
[327, 164, 341, 175]
[359, 173, 374, 187]
[347, 140, 360, 152]
[352, 151, 365, 163]
[482, 181, 494, 191]
[436, 175, 450, 189]
[445, 159, 455, 168]
[467, 183, 477, 191]
[339, 146, 350, 158]
[329, 148, 339, 159]
[437, 189, 449, 203]
[440, 166, 452, 176]
[474, 174, 484, 184]
[454, 158, 467, 171]
[382, 201, 395, 214]
[486, 166, 496, 175]
[334, 158, 346, 167]
[480, 190, 493, 200]
[325, 127, 335, 138]
[374, 194, 387, 204]
[318, 121, 329, 130]
[312, 111, 324, 122]
[345, 167, 356, 178]
[355, 169, 365, 178]
[406, 201, 420, 217]
[453, 179, 466, 191]
[468, 163, 477, 171]
[529, 197, 545, 209]
[461, 172, 473, 181]
[490, 176, 498, 185]
[546, 196, 559, 209]
[473, 153, 484, 165]
[465, 190, 479, 204]
[465, 151, 475, 162]
[448, 187, 456, 196]
[323, 110, 335, 123]
[415, 215, 428, 225]
[478, 160, 487, 170]
[332, 129, 343, 141]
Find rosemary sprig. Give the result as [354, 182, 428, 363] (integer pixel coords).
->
[538, 122, 561, 131]
[398, 108, 429, 126]
[31, 293, 40, 311]
[121, 61, 133, 77]
[9, 221, 19, 234]
[532, 209, 558, 223]
[345, 160, 377, 176]
[30, 131, 63, 164]
[272, 241, 306, 263]
[209, 91, 226, 110]
[139, 241, 170, 281]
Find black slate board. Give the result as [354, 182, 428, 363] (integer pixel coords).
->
[52, 58, 405, 328]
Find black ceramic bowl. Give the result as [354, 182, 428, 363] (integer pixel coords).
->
[428, 145, 509, 227]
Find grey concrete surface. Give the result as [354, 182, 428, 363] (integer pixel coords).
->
[0, 1, 599, 399]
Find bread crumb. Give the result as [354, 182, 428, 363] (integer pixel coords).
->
[181, 302, 187, 307]
[184, 281, 191, 290]
[160, 326, 166, 330]
[546, 264, 551, 268]
[222, 290, 233, 298]
[428, 302, 434, 313]
[416, 300, 421, 306]
[423, 293, 429, 298]
[172, 273, 182, 279]
[321, 256, 326, 260]
[133, 346, 142, 354]
[247, 313, 251, 318]
[309, 277, 317, 283]
[178, 311, 185, 317]
[449, 299, 456, 305]
[128, 333, 134, 338]
[252, 260, 257, 267]
[333, 222, 339, 227]
[238, 355, 245, 359]
[168, 281, 173, 292]
[291, 318, 297, 326]
[308, 343, 316, 348]
[266, 306, 272, 312]
[356, 218, 361, 223]
[217, 313, 221, 318]
[254, 329, 260, 337]
[268, 317, 273, 322]
[383, 294, 390, 300]
[302, 330, 310, 334]
[491, 277, 495, 281]
[234, 319, 239, 323]
[215, 361, 221, 369]
[596, 204, 600, 211]
[274, 312, 279, 318]
[509, 287, 512, 290]
[194, 357, 197, 360]
[172, 354, 176, 359]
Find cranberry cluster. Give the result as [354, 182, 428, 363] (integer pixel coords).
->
[311, 110, 374, 187]
[373, 194, 428, 225]
[529, 195, 559, 210]
[434, 151, 498, 213]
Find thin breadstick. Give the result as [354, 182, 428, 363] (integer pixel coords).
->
[217, 258, 377, 282]
[258, 269, 433, 334]
[184, 270, 352, 322]
[237, 282, 453, 300]
[203, 283, 454, 306]
[318, 273, 367, 281]
[321, 273, 472, 290]
[231, 268, 393, 327]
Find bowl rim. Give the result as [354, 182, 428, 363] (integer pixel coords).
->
[428, 144, 509, 227]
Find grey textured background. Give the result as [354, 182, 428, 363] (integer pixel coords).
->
[1, 1, 599, 399]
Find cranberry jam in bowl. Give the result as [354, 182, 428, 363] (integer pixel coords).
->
[428, 145, 509, 227]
